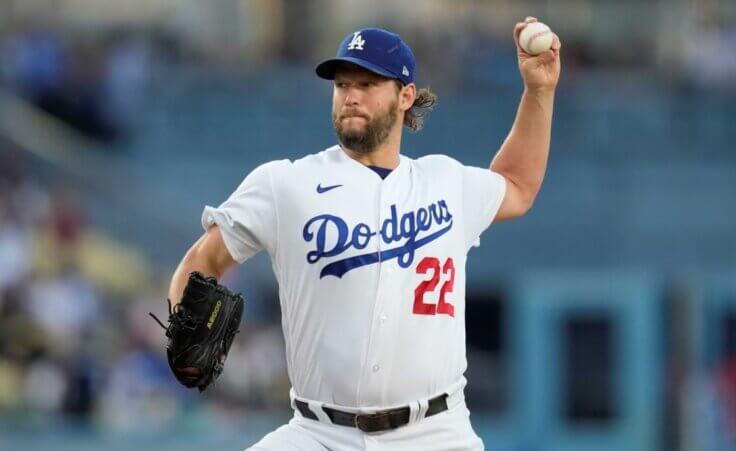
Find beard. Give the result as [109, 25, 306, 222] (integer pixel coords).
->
[333, 100, 398, 154]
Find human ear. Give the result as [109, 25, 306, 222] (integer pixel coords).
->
[400, 83, 416, 111]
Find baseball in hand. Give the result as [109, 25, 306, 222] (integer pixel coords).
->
[519, 22, 554, 55]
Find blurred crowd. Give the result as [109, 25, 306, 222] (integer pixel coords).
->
[0, 148, 290, 429]
[0, 26, 168, 143]
[1, 2, 734, 149]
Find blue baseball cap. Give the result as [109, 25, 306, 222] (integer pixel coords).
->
[316, 28, 416, 85]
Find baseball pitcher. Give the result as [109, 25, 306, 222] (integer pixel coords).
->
[160, 17, 561, 450]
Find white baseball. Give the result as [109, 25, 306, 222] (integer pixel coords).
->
[519, 22, 554, 55]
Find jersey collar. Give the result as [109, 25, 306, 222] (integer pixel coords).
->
[334, 145, 410, 182]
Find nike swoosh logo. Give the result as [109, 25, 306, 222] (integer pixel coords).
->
[316, 184, 343, 194]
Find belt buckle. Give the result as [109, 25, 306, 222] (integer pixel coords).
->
[354, 413, 366, 431]
[354, 412, 379, 432]
[355, 410, 397, 433]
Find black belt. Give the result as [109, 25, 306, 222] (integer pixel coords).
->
[295, 393, 448, 433]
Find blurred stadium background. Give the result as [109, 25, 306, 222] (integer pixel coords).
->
[0, 0, 735, 450]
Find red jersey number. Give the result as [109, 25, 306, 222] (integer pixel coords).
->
[413, 256, 455, 317]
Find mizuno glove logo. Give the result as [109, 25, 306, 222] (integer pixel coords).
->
[207, 300, 222, 329]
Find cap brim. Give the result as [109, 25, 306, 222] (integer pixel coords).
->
[315, 57, 397, 81]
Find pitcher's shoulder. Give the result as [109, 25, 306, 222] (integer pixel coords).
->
[294, 145, 343, 165]
[263, 146, 339, 171]
[260, 146, 344, 186]
[412, 153, 464, 174]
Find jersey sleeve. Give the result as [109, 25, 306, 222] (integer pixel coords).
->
[201, 162, 278, 263]
[462, 165, 507, 251]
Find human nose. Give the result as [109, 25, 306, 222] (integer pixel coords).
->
[343, 87, 360, 106]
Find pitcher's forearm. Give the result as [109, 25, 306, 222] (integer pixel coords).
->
[168, 234, 229, 306]
[168, 263, 216, 307]
[491, 88, 555, 204]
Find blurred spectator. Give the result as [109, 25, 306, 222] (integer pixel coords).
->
[1, 26, 66, 103]
[49, 189, 85, 247]
[101, 32, 153, 138]
[98, 344, 185, 430]
[685, 18, 736, 93]
[0, 146, 49, 226]
[24, 355, 68, 414]
[217, 325, 289, 409]
[0, 207, 32, 294]
[24, 262, 101, 354]
[0, 148, 45, 304]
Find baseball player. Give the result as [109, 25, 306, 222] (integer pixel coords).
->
[167, 17, 561, 450]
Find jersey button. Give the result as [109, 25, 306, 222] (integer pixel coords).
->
[372, 364, 380, 372]
[380, 314, 387, 323]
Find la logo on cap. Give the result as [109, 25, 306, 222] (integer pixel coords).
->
[347, 32, 365, 51]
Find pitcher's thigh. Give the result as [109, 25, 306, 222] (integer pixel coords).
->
[373, 402, 484, 451]
[246, 422, 329, 451]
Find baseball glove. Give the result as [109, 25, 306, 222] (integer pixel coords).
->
[150, 272, 244, 392]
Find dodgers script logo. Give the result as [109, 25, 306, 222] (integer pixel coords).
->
[302, 200, 453, 278]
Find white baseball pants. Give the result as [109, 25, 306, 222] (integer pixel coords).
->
[245, 389, 483, 451]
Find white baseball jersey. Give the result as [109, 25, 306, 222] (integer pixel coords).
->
[202, 145, 506, 409]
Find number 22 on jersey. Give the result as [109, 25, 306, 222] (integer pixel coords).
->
[413, 256, 455, 317]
